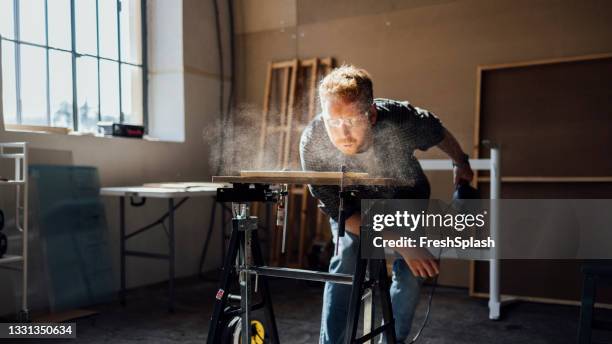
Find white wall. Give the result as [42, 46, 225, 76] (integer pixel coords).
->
[0, 0, 229, 316]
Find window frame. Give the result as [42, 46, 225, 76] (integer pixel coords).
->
[1, 0, 148, 133]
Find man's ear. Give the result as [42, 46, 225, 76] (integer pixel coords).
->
[369, 103, 377, 125]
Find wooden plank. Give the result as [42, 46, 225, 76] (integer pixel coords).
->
[291, 187, 306, 195]
[213, 174, 397, 186]
[316, 210, 324, 239]
[258, 62, 274, 167]
[320, 57, 334, 72]
[287, 188, 299, 264]
[307, 58, 319, 120]
[306, 57, 334, 265]
[256, 57, 335, 267]
[272, 221, 282, 266]
[266, 126, 290, 134]
[271, 60, 296, 69]
[278, 66, 291, 166]
[299, 58, 316, 68]
[240, 170, 368, 179]
[282, 59, 299, 168]
[477, 176, 612, 183]
[469, 62, 483, 297]
[143, 182, 227, 189]
[478, 52, 612, 72]
[5, 124, 71, 134]
[298, 185, 309, 266]
[468, 259, 476, 297]
[263, 61, 295, 265]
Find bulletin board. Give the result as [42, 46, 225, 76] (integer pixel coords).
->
[471, 53, 612, 304]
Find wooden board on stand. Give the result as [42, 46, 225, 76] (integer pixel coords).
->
[214, 173, 394, 186]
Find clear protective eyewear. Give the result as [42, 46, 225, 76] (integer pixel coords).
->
[323, 112, 370, 128]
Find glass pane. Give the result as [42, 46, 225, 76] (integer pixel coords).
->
[76, 56, 98, 132]
[98, 0, 118, 59]
[49, 50, 73, 128]
[0, 0, 14, 39]
[19, 0, 46, 45]
[119, 0, 142, 64]
[99, 60, 119, 122]
[75, 0, 97, 55]
[1, 40, 17, 124]
[47, 0, 71, 50]
[20, 44, 48, 125]
[120, 64, 142, 125]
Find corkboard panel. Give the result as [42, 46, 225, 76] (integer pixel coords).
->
[473, 54, 612, 304]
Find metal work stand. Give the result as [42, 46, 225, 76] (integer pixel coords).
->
[207, 183, 397, 344]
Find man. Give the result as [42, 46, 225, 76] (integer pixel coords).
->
[299, 65, 474, 343]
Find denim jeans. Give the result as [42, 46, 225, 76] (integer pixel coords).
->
[319, 219, 423, 344]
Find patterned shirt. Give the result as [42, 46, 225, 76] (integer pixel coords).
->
[299, 98, 445, 222]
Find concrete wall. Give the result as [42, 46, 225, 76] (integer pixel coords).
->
[0, 0, 229, 315]
[233, 0, 612, 287]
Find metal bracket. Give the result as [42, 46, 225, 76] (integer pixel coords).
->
[234, 217, 258, 232]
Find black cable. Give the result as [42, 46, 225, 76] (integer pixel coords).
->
[225, 0, 236, 172]
[408, 200, 454, 343]
[226, 0, 235, 122]
[212, 0, 225, 176]
[408, 253, 441, 343]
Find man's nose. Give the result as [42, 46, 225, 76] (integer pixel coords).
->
[341, 123, 352, 136]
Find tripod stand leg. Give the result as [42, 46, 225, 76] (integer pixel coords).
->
[207, 223, 241, 343]
[345, 253, 367, 344]
[363, 260, 377, 344]
[252, 230, 280, 344]
[377, 259, 396, 344]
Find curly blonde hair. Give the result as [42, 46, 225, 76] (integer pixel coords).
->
[318, 65, 373, 112]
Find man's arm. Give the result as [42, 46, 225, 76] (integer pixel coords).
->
[436, 128, 474, 185]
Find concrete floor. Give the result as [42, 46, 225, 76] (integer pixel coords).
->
[3, 275, 610, 344]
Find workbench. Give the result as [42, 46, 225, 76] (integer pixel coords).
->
[100, 182, 225, 312]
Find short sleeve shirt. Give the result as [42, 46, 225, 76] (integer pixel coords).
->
[299, 98, 445, 221]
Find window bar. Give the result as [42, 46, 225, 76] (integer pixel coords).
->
[44, 0, 51, 126]
[96, 0, 101, 122]
[0, 39, 72, 53]
[117, 0, 123, 123]
[70, 0, 78, 131]
[13, 0, 22, 124]
[2, 0, 145, 130]
[141, 0, 148, 133]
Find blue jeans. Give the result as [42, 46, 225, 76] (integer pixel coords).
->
[320, 219, 423, 344]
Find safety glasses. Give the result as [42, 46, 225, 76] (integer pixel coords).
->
[323, 112, 370, 128]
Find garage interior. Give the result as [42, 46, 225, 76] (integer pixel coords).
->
[1, 0, 612, 343]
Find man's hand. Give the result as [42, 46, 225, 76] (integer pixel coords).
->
[406, 258, 439, 278]
[453, 164, 474, 185]
[398, 247, 440, 278]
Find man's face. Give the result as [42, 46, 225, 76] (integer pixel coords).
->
[322, 98, 375, 155]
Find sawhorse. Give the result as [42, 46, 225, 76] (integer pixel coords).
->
[206, 200, 397, 344]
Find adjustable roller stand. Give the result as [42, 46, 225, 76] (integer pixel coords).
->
[207, 182, 397, 344]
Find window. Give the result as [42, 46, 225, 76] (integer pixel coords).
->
[0, 0, 147, 133]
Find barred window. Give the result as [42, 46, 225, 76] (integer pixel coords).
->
[0, 0, 147, 133]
